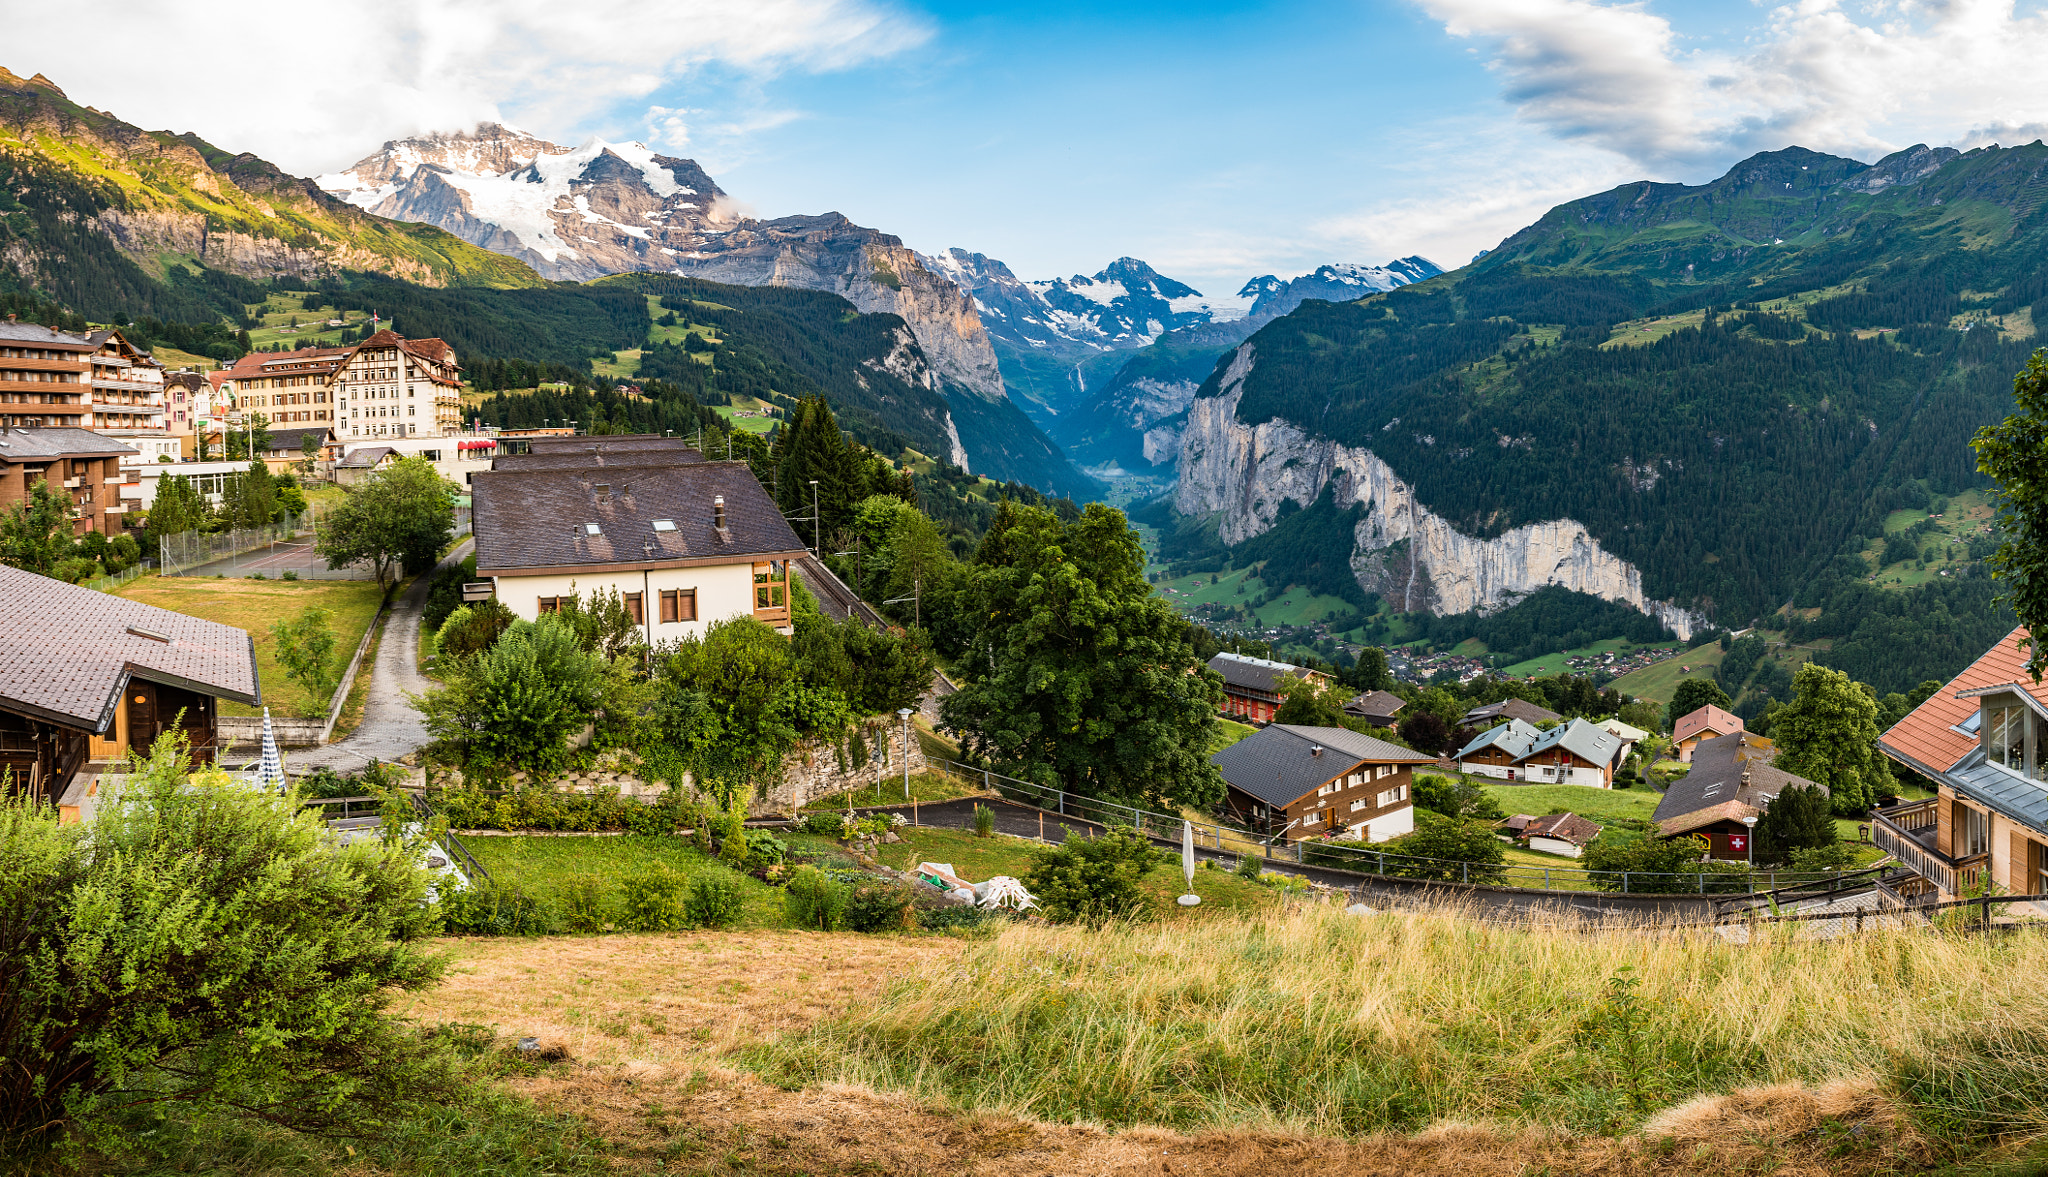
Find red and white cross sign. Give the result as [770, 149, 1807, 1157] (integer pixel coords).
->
[1729, 835, 1747, 851]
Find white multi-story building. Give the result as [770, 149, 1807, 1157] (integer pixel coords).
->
[334, 330, 462, 440]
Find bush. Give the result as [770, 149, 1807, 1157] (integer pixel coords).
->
[843, 881, 915, 933]
[618, 865, 690, 931]
[686, 869, 745, 929]
[783, 866, 846, 931]
[802, 810, 848, 836]
[743, 830, 788, 872]
[415, 615, 605, 776]
[972, 803, 996, 838]
[1583, 833, 1718, 893]
[439, 882, 557, 936]
[1023, 825, 1165, 924]
[1790, 842, 1857, 871]
[558, 874, 612, 933]
[1379, 814, 1507, 883]
[917, 905, 1005, 934]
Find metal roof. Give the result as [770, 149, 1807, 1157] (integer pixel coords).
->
[1207, 651, 1318, 694]
[0, 565, 260, 732]
[0, 427, 136, 461]
[0, 321, 92, 349]
[1211, 723, 1433, 809]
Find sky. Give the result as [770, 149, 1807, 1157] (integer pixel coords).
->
[12, 0, 2048, 298]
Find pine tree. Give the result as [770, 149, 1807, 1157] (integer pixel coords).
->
[772, 397, 864, 545]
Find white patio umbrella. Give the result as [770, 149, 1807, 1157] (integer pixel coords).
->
[255, 706, 286, 793]
[1178, 820, 1201, 906]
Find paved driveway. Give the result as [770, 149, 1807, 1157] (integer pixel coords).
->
[291, 539, 472, 774]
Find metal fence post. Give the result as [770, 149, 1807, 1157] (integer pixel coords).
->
[1622, 871, 1630, 894]
[1544, 868, 1550, 890]
[1697, 873, 1704, 894]
[1462, 861, 1469, 884]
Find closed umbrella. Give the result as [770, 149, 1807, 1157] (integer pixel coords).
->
[255, 706, 285, 793]
[1178, 820, 1201, 907]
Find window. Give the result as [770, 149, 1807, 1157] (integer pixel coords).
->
[584, 523, 601, 536]
[660, 588, 696, 623]
[652, 519, 676, 532]
[1350, 798, 1368, 812]
[537, 596, 563, 614]
[1988, 704, 2027, 773]
[624, 592, 643, 625]
[1959, 802, 1991, 857]
[1377, 784, 1408, 807]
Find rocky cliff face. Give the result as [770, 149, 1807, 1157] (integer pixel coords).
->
[1176, 344, 1703, 639]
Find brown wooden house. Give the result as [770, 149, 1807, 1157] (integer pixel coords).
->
[1207, 652, 1330, 724]
[1212, 723, 1436, 842]
[0, 565, 260, 810]
[1651, 732, 1818, 860]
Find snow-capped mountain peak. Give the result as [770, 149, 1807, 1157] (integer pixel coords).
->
[1235, 256, 1444, 318]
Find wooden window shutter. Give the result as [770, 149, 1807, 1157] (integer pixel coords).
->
[2012, 830, 2032, 894]
[1936, 798, 1954, 857]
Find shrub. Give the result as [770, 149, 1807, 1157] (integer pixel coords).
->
[783, 866, 846, 931]
[558, 874, 613, 933]
[917, 904, 1004, 934]
[803, 810, 848, 836]
[439, 881, 557, 936]
[415, 614, 604, 776]
[972, 803, 996, 838]
[1023, 825, 1164, 924]
[843, 881, 915, 933]
[686, 870, 745, 929]
[1234, 850, 1264, 879]
[618, 865, 690, 931]
[1379, 815, 1507, 884]
[744, 830, 789, 872]
[1790, 842, 1857, 871]
[718, 829, 751, 871]
[1582, 833, 1725, 893]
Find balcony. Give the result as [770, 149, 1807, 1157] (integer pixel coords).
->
[91, 376, 160, 393]
[1870, 799, 1991, 897]
[91, 355, 132, 369]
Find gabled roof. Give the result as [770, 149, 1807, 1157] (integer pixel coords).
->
[1880, 626, 2033, 777]
[1462, 697, 1562, 726]
[1343, 689, 1406, 719]
[1212, 723, 1434, 809]
[1522, 812, 1603, 847]
[1528, 718, 1624, 768]
[337, 446, 395, 468]
[1653, 731, 1822, 833]
[0, 427, 136, 462]
[493, 438, 706, 471]
[1456, 717, 1543, 761]
[0, 565, 260, 732]
[1207, 651, 1322, 695]
[473, 460, 806, 576]
[1673, 703, 1743, 744]
[263, 425, 333, 454]
[1598, 717, 1649, 743]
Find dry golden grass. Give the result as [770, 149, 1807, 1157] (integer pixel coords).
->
[399, 905, 2048, 1176]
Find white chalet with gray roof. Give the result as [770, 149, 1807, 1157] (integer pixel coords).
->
[1455, 717, 1625, 788]
[1211, 723, 1435, 842]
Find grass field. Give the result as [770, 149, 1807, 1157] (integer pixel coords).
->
[114, 575, 384, 717]
[1480, 782, 1663, 825]
[1497, 637, 1681, 679]
[464, 835, 792, 930]
[1864, 487, 1995, 589]
[1610, 639, 1729, 704]
[713, 401, 779, 434]
[1209, 716, 1258, 754]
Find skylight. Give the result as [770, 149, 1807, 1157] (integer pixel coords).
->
[584, 523, 601, 536]
[652, 519, 676, 532]
[1958, 710, 1983, 734]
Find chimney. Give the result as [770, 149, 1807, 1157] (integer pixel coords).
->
[1310, 745, 1324, 758]
[713, 495, 726, 529]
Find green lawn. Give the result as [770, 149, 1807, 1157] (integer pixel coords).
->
[1209, 717, 1258, 755]
[804, 770, 980, 810]
[1609, 640, 1729, 705]
[1477, 782, 1663, 825]
[714, 402, 779, 434]
[114, 575, 384, 717]
[1496, 637, 1681, 679]
[463, 835, 790, 929]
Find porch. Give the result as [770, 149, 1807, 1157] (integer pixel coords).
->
[1871, 797, 1987, 899]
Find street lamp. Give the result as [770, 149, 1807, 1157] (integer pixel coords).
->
[1741, 813, 1758, 869]
[898, 708, 914, 801]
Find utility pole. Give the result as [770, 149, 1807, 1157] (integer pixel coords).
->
[809, 479, 820, 557]
[898, 708, 913, 801]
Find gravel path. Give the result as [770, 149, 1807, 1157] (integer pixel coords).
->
[290, 539, 472, 774]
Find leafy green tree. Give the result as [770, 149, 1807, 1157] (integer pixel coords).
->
[271, 606, 337, 708]
[316, 457, 454, 589]
[1397, 710, 1454, 756]
[1752, 784, 1838, 865]
[1023, 825, 1164, 924]
[1972, 348, 2048, 679]
[1351, 646, 1395, 692]
[414, 614, 606, 775]
[435, 600, 514, 660]
[1381, 815, 1506, 883]
[1666, 677, 1733, 730]
[941, 503, 1226, 810]
[143, 473, 207, 551]
[1273, 675, 1348, 727]
[790, 583, 933, 716]
[219, 460, 278, 529]
[1411, 774, 1505, 821]
[225, 413, 271, 460]
[1769, 662, 1887, 817]
[1877, 679, 1943, 731]
[0, 731, 450, 1148]
[651, 617, 803, 803]
[0, 477, 74, 576]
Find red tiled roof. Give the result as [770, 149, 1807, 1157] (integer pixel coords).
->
[1880, 626, 2033, 775]
[1673, 704, 1743, 744]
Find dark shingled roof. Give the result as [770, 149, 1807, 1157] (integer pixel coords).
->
[263, 426, 333, 455]
[523, 434, 693, 452]
[0, 565, 260, 732]
[336, 446, 395, 469]
[0, 427, 136, 462]
[1652, 732, 1822, 834]
[493, 447, 707, 472]
[473, 460, 805, 574]
[1207, 651, 1319, 695]
[1461, 697, 1562, 727]
[1211, 723, 1434, 809]
[0, 322, 92, 349]
[1343, 690, 1406, 719]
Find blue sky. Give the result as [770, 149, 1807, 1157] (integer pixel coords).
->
[25, 0, 2048, 298]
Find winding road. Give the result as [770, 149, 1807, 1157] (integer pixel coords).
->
[290, 539, 472, 774]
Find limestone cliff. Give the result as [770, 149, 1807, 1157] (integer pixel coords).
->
[1176, 344, 1704, 640]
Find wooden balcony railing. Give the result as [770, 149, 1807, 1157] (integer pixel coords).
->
[1872, 811, 1958, 895]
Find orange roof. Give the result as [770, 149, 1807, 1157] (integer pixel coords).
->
[1673, 704, 1743, 745]
[222, 344, 350, 379]
[1881, 626, 2035, 775]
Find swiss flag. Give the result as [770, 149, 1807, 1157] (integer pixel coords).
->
[1730, 834, 1747, 851]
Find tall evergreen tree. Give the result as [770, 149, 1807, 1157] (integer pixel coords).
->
[772, 397, 863, 544]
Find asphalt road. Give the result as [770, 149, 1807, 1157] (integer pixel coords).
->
[846, 796, 1716, 921]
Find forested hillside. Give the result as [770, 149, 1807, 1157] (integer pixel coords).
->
[1190, 142, 2048, 634]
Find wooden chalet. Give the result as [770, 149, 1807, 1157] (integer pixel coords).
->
[0, 565, 260, 811]
[1342, 689, 1405, 728]
[1650, 732, 1812, 860]
[1207, 652, 1330, 724]
[1459, 696, 1560, 728]
[1672, 703, 1744, 762]
[1455, 717, 1625, 787]
[1877, 626, 2048, 908]
[1212, 723, 1435, 842]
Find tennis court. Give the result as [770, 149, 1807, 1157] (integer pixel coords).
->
[176, 536, 372, 580]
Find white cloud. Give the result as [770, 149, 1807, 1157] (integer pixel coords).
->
[1418, 0, 2048, 172]
[7, 0, 929, 175]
